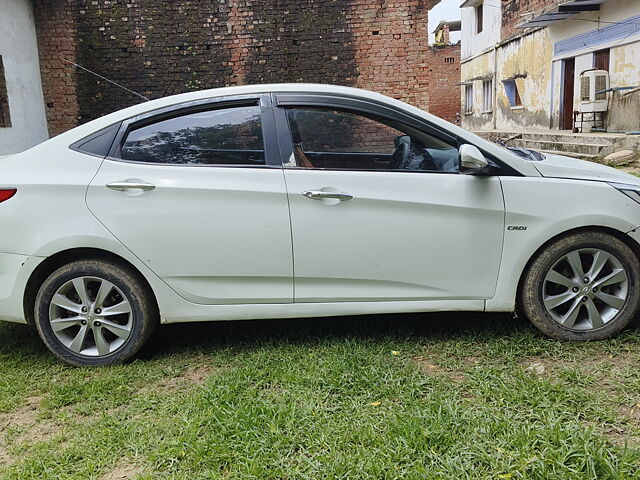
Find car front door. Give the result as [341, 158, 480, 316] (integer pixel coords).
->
[86, 95, 293, 305]
[273, 95, 505, 303]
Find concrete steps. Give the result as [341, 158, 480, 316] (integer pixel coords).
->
[536, 149, 600, 161]
[509, 138, 609, 158]
[516, 132, 618, 145]
[475, 129, 640, 162]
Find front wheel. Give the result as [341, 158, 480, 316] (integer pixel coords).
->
[34, 260, 157, 366]
[520, 231, 640, 340]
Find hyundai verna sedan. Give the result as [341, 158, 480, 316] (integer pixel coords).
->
[1, 84, 640, 366]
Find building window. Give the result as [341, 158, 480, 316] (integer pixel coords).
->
[482, 79, 492, 113]
[0, 56, 10, 128]
[594, 48, 610, 72]
[444, 57, 455, 64]
[503, 80, 522, 108]
[464, 84, 473, 114]
[475, 4, 484, 34]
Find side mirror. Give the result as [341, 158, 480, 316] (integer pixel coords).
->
[459, 144, 489, 174]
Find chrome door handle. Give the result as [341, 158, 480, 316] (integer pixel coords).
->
[106, 182, 156, 192]
[302, 190, 354, 201]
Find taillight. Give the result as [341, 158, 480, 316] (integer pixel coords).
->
[0, 189, 16, 203]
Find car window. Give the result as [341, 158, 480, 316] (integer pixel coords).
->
[285, 107, 459, 173]
[120, 105, 265, 166]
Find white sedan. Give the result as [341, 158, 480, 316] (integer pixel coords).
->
[1, 84, 639, 366]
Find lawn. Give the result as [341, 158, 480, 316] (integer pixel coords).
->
[0, 312, 638, 479]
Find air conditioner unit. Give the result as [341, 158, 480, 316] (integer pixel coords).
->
[579, 70, 609, 113]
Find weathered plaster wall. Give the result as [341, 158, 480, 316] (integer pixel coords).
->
[460, 50, 494, 130]
[0, 0, 48, 154]
[608, 43, 640, 131]
[35, 0, 439, 134]
[609, 90, 640, 132]
[496, 28, 552, 130]
[461, 0, 555, 131]
[463, 0, 640, 133]
[611, 42, 640, 89]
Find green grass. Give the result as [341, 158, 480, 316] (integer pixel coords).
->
[0, 313, 638, 479]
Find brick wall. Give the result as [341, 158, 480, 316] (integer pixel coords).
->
[348, 0, 435, 109]
[426, 43, 461, 123]
[33, 0, 79, 135]
[501, 0, 559, 41]
[34, 0, 444, 135]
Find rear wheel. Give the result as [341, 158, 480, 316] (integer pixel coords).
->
[520, 231, 640, 340]
[34, 260, 157, 366]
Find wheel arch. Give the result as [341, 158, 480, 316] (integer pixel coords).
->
[23, 247, 159, 326]
[516, 225, 640, 308]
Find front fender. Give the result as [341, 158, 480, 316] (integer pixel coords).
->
[487, 177, 640, 312]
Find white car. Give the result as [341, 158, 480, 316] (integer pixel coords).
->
[1, 84, 639, 366]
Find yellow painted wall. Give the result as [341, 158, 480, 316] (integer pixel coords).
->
[495, 29, 553, 130]
[460, 51, 495, 130]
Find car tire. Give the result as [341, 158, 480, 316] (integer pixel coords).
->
[520, 231, 640, 340]
[34, 260, 157, 366]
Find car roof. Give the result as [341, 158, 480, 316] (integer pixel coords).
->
[65, 83, 421, 135]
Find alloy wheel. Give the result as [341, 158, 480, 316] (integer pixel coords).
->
[542, 248, 628, 331]
[48, 276, 134, 357]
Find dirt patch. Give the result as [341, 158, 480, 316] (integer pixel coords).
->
[0, 396, 60, 467]
[154, 364, 221, 391]
[617, 403, 640, 423]
[0, 396, 41, 431]
[412, 356, 466, 383]
[462, 356, 481, 367]
[521, 358, 546, 376]
[98, 462, 145, 480]
[600, 422, 640, 447]
[520, 351, 638, 375]
[521, 354, 640, 445]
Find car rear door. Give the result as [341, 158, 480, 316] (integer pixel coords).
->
[86, 94, 293, 305]
[273, 94, 505, 303]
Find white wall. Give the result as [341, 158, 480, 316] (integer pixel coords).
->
[460, 0, 500, 61]
[0, 0, 48, 155]
[548, 0, 640, 54]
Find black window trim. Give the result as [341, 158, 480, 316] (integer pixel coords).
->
[95, 93, 281, 168]
[69, 123, 121, 159]
[272, 92, 520, 176]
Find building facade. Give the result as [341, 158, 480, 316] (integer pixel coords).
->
[460, 0, 640, 133]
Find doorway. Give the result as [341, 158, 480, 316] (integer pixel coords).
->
[561, 58, 575, 130]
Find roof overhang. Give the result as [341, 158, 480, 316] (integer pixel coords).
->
[432, 20, 462, 33]
[460, 0, 482, 8]
[516, 0, 609, 29]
